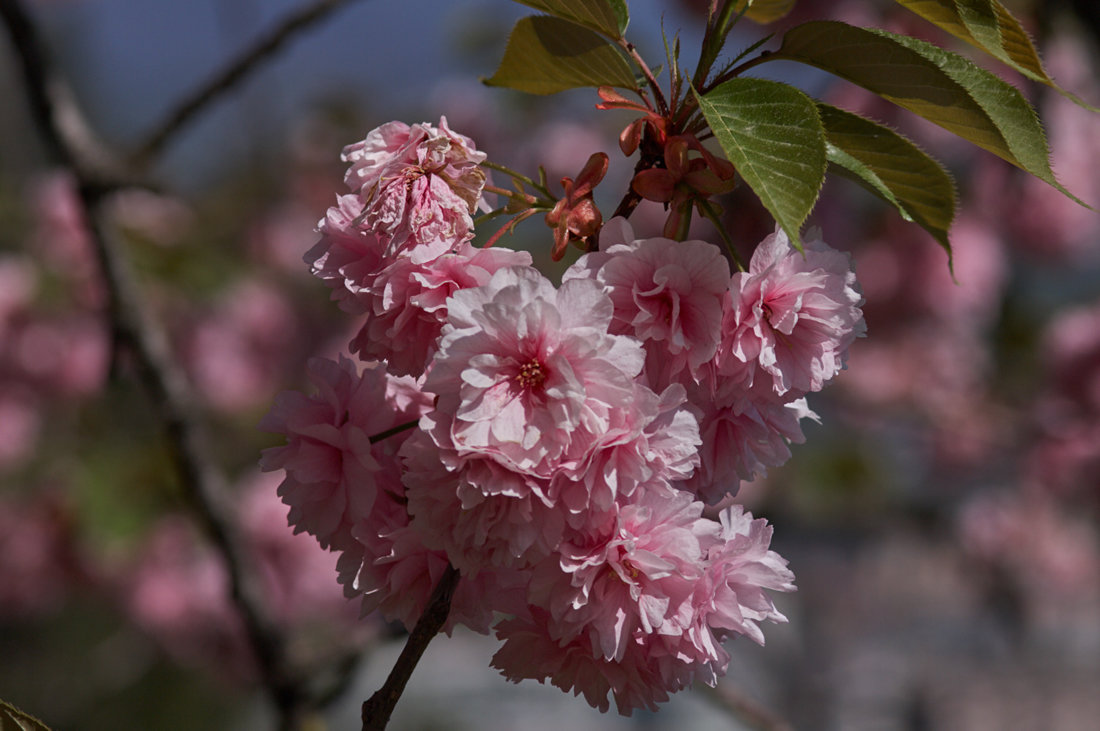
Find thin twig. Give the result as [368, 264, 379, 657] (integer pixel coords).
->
[618, 38, 669, 117]
[1, 1, 310, 727]
[362, 565, 461, 730]
[131, 0, 361, 166]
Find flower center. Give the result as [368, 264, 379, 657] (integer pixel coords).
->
[514, 358, 546, 390]
[403, 166, 427, 192]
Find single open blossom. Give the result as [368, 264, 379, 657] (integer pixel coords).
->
[723, 227, 865, 397]
[565, 217, 729, 387]
[495, 490, 717, 715]
[641, 505, 794, 695]
[403, 265, 686, 572]
[425, 265, 644, 479]
[349, 243, 532, 377]
[342, 117, 487, 263]
[259, 356, 431, 552]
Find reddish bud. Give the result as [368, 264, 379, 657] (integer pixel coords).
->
[620, 119, 645, 156]
[544, 152, 609, 260]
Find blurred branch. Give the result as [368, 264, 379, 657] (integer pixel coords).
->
[131, 0, 361, 166]
[0, 0, 131, 184]
[702, 680, 793, 731]
[0, 0, 325, 727]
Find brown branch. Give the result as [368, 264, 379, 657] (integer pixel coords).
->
[131, 0, 361, 166]
[0, 0, 128, 182]
[1, 1, 313, 727]
[362, 565, 461, 730]
[610, 128, 666, 224]
[86, 187, 308, 730]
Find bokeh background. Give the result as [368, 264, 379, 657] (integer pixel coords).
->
[2, 0, 1099, 728]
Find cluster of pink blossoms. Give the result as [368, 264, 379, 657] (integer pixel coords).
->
[261, 119, 865, 713]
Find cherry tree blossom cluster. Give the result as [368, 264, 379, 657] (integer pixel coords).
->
[260, 116, 865, 714]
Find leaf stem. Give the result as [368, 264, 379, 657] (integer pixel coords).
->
[618, 38, 669, 116]
[369, 419, 420, 444]
[697, 197, 746, 271]
[712, 50, 776, 88]
[482, 160, 539, 190]
[693, 0, 743, 90]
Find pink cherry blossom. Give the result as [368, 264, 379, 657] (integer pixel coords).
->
[0, 387, 40, 468]
[401, 264, 669, 572]
[402, 423, 567, 572]
[342, 117, 487, 263]
[425, 265, 644, 479]
[237, 470, 358, 627]
[959, 491, 1100, 599]
[639, 505, 794, 696]
[124, 516, 252, 681]
[0, 256, 37, 335]
[349, 243, 532, 377]
[701, 505, 795, 644]
[304, 193, 388, 314]
[549, 383, 700, 531]
[723, 227, 865, 396]
[492, 606, 672, 715]
[564, 217, 730, 383]
[682, 376, 818, 503]
[1043, 299, 1100, 415]
[496, 497, 794, 714]
[259, 355, 431, 551]
[27, 172, 96, 285]
[11, 314, 109, 398]
[344, 481, 529, 634]
[527, 491, 716, 661]
[185, 280, 298, 412]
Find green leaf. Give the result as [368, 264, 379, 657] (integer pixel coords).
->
[733, 0, 798, 24]
[697, 78, 827, 250]
[818, 103, 956, 260]
[771, 21, 1084, 205]
[484, 16, 638, 95]
[893, 0, 1098, 111]
[607, 0, 629, 37]
[1, 699, 53, 731]
[511, 0, 628, 38]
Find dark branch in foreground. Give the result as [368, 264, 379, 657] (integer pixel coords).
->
[362, 565, 461, 730]
[0, 1, 326, 727]
[131, 0, 360, 166]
